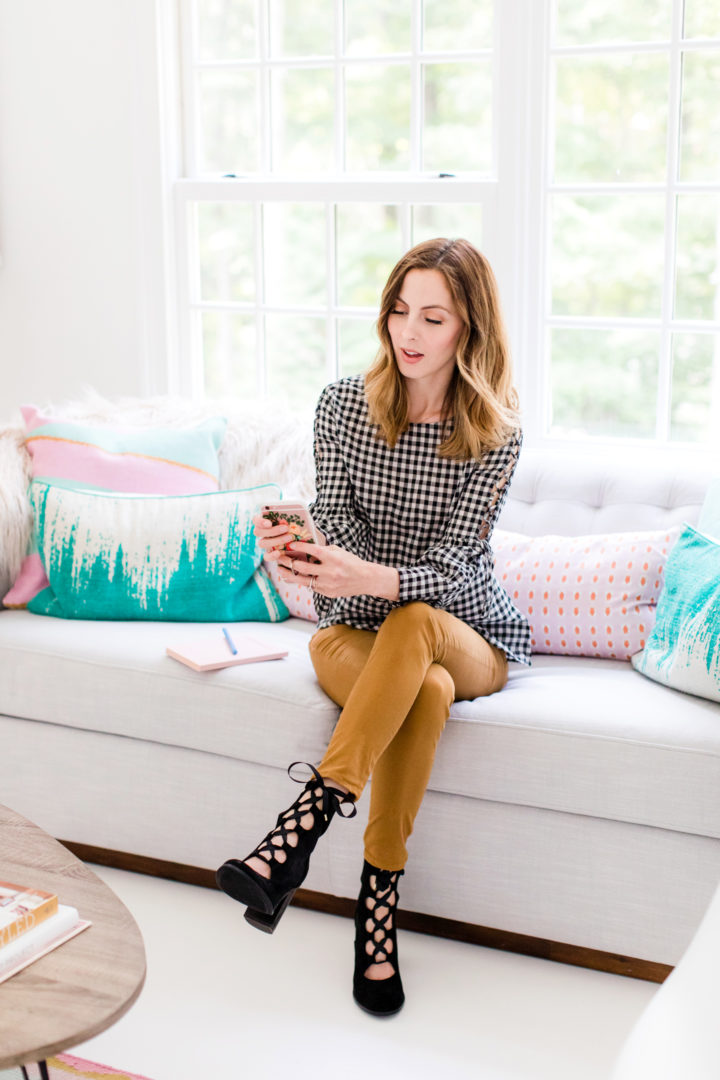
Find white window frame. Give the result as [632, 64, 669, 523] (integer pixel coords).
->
[158, 0, 718, 461]
[541, 0, 720, 454]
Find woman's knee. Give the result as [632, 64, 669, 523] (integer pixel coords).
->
[417, 663, 454, 719]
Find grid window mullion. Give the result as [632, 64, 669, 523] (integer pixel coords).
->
[326, 201, 337, 380]
[657, 0, 686, 441]
[542, 0, 720, 446]
[258, 0, 271, 172]
[334, 0, 344, 171]
[254, 201, 266, 395]
[181, 0, 199, 176]
[410, 0, 422, 173]
[179, 3, 500, 412]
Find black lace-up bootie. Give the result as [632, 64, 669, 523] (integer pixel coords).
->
[353, 860, 405, 1016]
[216, 762, 356, 933]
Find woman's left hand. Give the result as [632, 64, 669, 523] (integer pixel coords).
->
[276, 543, 399, 601]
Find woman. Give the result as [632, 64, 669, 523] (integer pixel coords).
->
[217, 237, 531, 1017]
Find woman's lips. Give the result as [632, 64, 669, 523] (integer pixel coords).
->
[400, 348, 424, 364]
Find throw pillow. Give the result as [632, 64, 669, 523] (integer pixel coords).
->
[631, 524, 720, 702]
[264, 555, 319, 622]
[493, 526, 681, 659]
[27, 481, 289, 622]
[3, 407, 227, 609]
[698, 478, 720, 542]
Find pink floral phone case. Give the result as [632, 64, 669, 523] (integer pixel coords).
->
[262, 503, 321, 563]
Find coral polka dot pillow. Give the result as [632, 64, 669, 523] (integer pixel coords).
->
[264, 556, 318, 622]
[492, 526, 682, 659]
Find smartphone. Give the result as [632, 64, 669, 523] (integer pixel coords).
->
[260, 501, 322, 563]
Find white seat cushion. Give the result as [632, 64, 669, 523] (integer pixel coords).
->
[2, 611, 719, 839]
[439, 654, 720, 839]
[0, 611, 335, 769]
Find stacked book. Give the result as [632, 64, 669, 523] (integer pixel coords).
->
[0, 879, 91, 983]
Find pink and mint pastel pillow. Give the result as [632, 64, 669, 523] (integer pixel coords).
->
[632, 524, 720, 703]
[3, 406, 227, 608]
[27, 481, 288, 622]
[492, 526, 681, 659]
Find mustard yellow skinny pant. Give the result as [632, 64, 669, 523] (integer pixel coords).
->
[309, 601, 507, 872]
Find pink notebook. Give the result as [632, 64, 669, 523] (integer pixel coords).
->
[166, 632, 288, 672]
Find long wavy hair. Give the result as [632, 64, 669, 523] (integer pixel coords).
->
[364, 238, 520, 461]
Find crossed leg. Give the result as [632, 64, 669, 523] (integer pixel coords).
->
[309, 602, 508, 978]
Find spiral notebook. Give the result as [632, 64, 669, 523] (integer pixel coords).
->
[166, 632, 288, 672]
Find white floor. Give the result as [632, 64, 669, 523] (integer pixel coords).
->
[73, 867, 658, 1080]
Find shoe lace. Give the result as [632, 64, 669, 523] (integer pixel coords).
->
[362, 867, 404, 966]
[253, 763, 356, 870]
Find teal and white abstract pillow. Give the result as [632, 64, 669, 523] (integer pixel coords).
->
[698, 478, 720, 542]
[27, 480, 289, 622]
[632, 524, 720, 703]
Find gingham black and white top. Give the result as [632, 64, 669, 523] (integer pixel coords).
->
[308, 376, 532, 665]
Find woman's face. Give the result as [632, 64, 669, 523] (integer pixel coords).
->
[387, 268, 464, 390]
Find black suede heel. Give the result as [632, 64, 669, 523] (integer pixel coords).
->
[216, 762, 356, 934]
[353, 860, 405, 1016]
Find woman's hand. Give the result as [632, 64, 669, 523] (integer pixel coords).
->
[252, 513, 296, 561]
[276, 542, 399, 602]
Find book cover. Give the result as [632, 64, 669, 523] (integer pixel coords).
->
[0, 880, 58, 949]
[0, 904, 91, 983]
[166, 631, 289, 672]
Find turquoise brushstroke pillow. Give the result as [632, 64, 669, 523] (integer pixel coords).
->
[27, 480, 289, 623]
[631, 524, 720, 703]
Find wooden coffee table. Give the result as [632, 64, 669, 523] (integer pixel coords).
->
[0, 803, 146, 1075]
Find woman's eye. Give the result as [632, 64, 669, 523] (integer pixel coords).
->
[390, 309, 406, 315]
[426, 317, 442, 325]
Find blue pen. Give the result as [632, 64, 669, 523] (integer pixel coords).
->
[222, 627, 238, 655]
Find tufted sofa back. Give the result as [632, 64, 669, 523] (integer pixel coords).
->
[0, 396, 713, 600]
[498, 449, 711, 537]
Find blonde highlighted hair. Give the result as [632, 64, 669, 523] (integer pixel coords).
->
[365, 238, 520, 461]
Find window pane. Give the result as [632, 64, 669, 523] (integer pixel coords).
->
[345, 65, 411, 171]
[338, 318, 379, 378]
[198, 203, 255, 302]
[551, 195, 665, 318]
[265, 316, 327, 410]
[679, 51, 720, 182]
[423, 0, 493, 51]
[411, 204, 483, 247]
[196, 0, 256, 60]
[345, 0, 411, 55]
[553, 55, 668, 182]
[675, 195, 720, 321]
[336, 204, 402, 306]
[423, 62, 492, 173]
[554, 0, 671, 44]
[550, 329, 659, 439]
[268, 0, 334, 56]
[271, 67, 334, 172]
[683, 0, 720, 39]
[198, 70, 258, 173]
[263, 203, 327, 307]
[202, 313, 257, 398]
[671, 334, 717, 442]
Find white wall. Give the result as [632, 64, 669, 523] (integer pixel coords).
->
[0, 0, 170, 418]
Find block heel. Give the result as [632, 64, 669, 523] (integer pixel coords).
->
[243, 890, 296, 934]
[216, 762, 356, 933]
